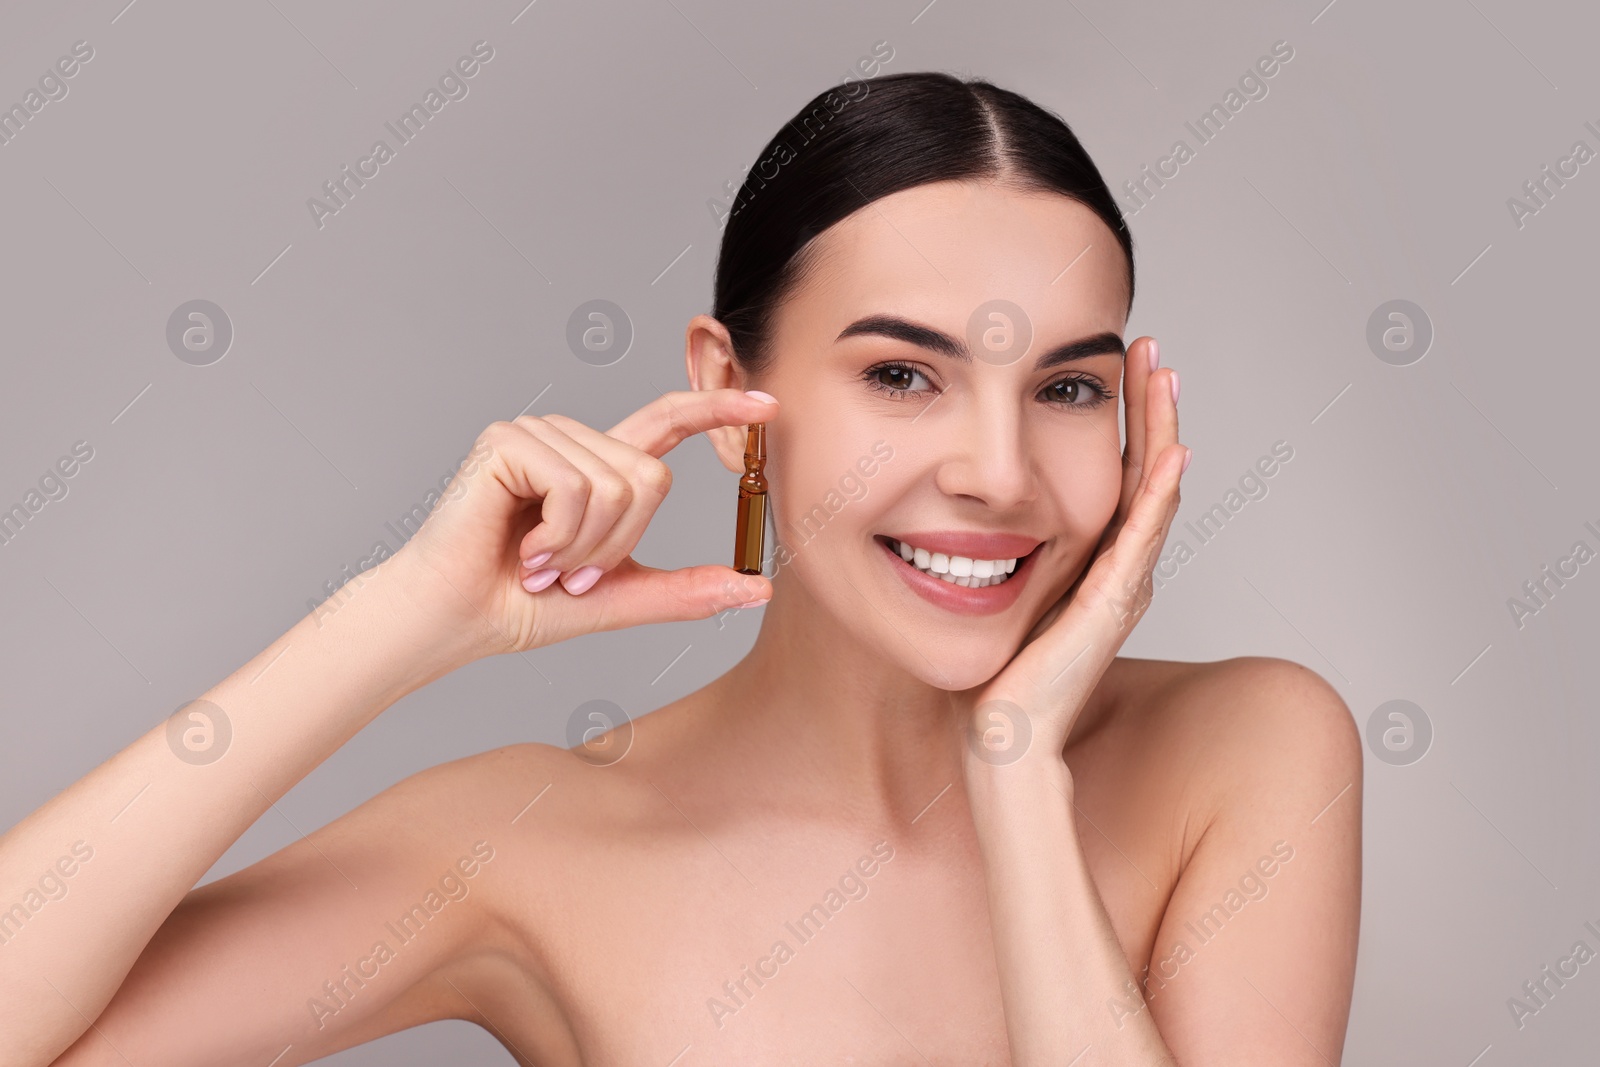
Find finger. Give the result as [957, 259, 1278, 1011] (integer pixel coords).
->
[472, 420, 595, 557]
[1122, 336, 1155, 496]
[1140, 359, 1180, 499]
[605, 388, 778, 459]
[1090, 336, 1155, 557]
[517, 414, 673, 576]
[1120, 440, 1186, 571]
[548, 557, 773, 629]
[510, 416, 639, 579]
[1091, 440, 1187, 631]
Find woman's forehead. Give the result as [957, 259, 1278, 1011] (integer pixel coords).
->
[782, 182, 1130, 343]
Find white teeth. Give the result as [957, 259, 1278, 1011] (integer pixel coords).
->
[886, 539, 1022, 588]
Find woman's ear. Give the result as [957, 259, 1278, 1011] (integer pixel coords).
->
[685, 313, 756, 474]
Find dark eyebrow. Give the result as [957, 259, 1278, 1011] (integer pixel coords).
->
[834, 314, 1126, 370]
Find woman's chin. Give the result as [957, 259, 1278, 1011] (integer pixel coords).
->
[900, 644, 1018, 693]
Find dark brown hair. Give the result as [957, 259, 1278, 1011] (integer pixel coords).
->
[712, 70, 1135, 376]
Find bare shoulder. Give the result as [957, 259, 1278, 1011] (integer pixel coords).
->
[400, 740, 640, 842]
[324, 740, 629, 915]
[354, 741, 634, 1030]
[1124, 658, 1364, 1059]
[414, 739, 674, 868]
[1110, 654, 1356, 748]
[1103, 655, 1362, 821]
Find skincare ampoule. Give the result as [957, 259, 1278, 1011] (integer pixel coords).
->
[733, 422, 767, 575]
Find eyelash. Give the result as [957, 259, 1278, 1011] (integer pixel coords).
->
[862, 360, 1115, 412]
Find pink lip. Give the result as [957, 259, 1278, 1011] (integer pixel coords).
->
[876, 535, 1038, 617]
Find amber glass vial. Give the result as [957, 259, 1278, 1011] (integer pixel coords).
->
[734, 422, 767, 575]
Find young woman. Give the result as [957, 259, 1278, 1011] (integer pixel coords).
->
[1, 72, 1361, 1066]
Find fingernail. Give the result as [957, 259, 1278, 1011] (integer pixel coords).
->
[745, 389, 778, 404]
[1182, 447, 1192, 473]
[1148, 339, 1160, 372]
[561, 565, 603, 595]
[522, 550, 552, 569]
[522, 568, 560, 592]
[737, 597, 770, 609]
[1170, 370, 1180, 404]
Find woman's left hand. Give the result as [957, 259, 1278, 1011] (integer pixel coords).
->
[959, 336, 1187, 768]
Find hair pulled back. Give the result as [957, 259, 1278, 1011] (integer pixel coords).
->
[712, 71, 1135, 376]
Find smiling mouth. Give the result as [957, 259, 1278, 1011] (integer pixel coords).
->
[875, 535, 1038, 589]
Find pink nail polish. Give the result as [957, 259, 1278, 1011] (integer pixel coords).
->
[522, 569, 560, 592]
[1148, 339, 1160, 372]
[1170, 370, 1180, 404]
[737, 597, 770, 609]
[745, 389, 778, 404]
[1182, 448, 1192, 473]
[523, 550, 552, 569]
[561, 565, 603, 595]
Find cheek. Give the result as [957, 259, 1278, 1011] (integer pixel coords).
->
[765, 416, 881, 530]
[766, 438, 849, 547]
[1052, 452, 1124, 542]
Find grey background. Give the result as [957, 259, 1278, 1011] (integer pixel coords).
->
[2, 0, 1597, 1062]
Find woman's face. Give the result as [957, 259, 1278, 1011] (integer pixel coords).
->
[722, 179, 1130, 691]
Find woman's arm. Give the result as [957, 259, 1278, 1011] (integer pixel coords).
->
[964, 658, 1362, 1065]
[0, 391, 778, 1067]
[965, 746, 1172, 1064]
[0, 561, 475, 1067]
[50, 740, 538, 1067]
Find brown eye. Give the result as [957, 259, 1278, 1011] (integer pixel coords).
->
[1049, 380, 1082, 403]
[1040, 375, 1113, 411]
[864, 362, 934, 397]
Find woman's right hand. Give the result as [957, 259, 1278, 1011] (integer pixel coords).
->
[387, 388, 779, 660]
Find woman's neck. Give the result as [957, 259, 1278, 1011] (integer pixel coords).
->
[695, 578, 973, 823]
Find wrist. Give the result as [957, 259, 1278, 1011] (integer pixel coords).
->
[962, 748, 1086, 875]
[962, 745, 1076, 805]
[302, 551, 481, 692]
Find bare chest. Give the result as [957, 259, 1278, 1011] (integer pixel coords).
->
[489, 790, 1175, 1066]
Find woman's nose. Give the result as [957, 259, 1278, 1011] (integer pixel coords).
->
[932, 398, 1038, 512]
